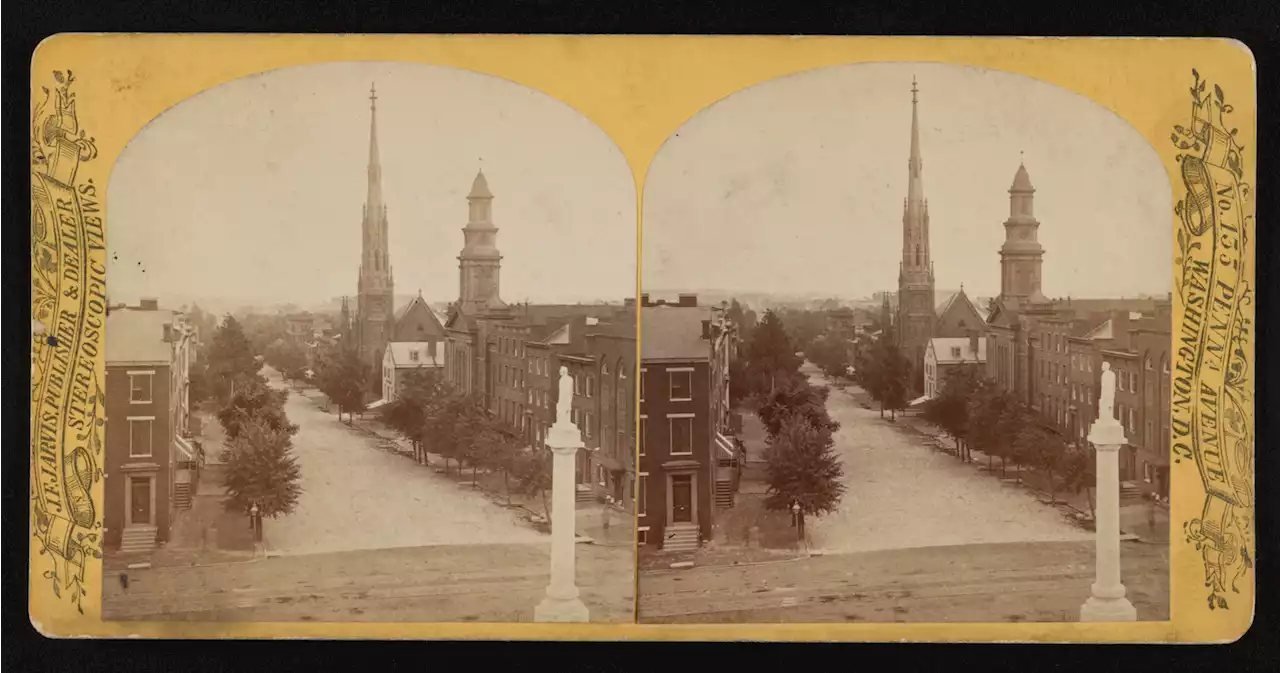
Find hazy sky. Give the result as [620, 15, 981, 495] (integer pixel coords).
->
[642, 62, 1173, 300]
[109, 61, 636, 309]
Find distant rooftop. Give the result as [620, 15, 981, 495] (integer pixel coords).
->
[642, 304, 711, 361]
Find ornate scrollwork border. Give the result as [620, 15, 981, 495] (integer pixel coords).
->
[31, 69, 107, 615]
[1170, 69, 1254, 611]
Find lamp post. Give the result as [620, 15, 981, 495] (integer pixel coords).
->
[1080, 362, 1138, 621]
[792, 501, 804, 543]
[534, 366, 590, 623]
[250, 503, 262, 544]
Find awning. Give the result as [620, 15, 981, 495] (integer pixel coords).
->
[908, 394, 931, 408]
[173, 435, 196, 462]
[714, 432, 736, 459]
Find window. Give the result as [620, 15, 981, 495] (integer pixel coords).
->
[1117, 370, 1125, 391]
[951, 347, 962, 358]
[639, 416, 647, 455]
[1071, 384, 1077, 401]
[409, 350, 419, 362]
[584, 411, 594, 439]
[1143, 461, 1153, 483]
[129, 372, 153, 403]
[668, 369, 693, 401]
[637, 527, 648, 545]
[1129, 408, 1136, 432]
[1162, 359, 1170, 375]
[1146, 421, 1154, 447]
[1129, 372, 1137, 392]
[669, 415, 694, 455]
[637, 474, 648, 517]
[1145, 357, 1153, 370]
[129, 417, 154, 458]
[1117, 402, 1124, 423]
[586, 375, 595, 398]
[597, 464, 607, 487]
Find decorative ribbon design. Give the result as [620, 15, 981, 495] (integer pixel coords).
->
[30, 70, 105, 615]
[1171, 69, 1254, 611]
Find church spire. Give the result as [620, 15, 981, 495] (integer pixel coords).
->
[908, 76, 923, 203]
[366, 83, 383, 217]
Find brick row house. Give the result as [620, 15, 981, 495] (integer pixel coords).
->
[104, 299, 196, 555]
[637, 293, 737, 551]
[981, 161, 1173, 501]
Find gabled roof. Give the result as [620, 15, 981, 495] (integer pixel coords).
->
[393, 294, 447, 339]
[641, 305, 711, 361]
[386, 341, 443, 368]
[928, 337, 987, 365]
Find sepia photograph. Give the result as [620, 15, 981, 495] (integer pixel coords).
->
[97, 61, 637, 623]
[636, 62, 1173, 624]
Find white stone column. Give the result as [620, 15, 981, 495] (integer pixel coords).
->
[534, 367, 590, 623]
[1080, 362, 1137, 622]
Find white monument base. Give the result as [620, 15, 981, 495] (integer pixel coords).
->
[1080, 594, 1138, 622]
[534, 593, 590, 623]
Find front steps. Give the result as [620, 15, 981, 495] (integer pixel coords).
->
[714, 480, 734, 509]
[662, 523, 700, 552]
[119, 526, 158, 555]
[173, 482, 193, 509]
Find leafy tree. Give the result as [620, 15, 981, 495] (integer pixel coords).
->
[265, 338, 309, 384]
[744, 310, 802, 397]
[382, 369, 443, 464]
[966, 380, 1010, 473]
[510, 446, 553, 521]
[762, 412, 846, 543]
[188, 358, 211, 409]
[217, 375, 297, 441]
[206, 316, 262, 402]
[998, 400, 1032, 481]
[726, 298, 758, 334]
[921, 366, 981, 460]
[808, 333, 852, 381]
[872, 338, 912, 421]
[777, 308, 826, 356]
[758, 374, 840, 438]
[1016, 418, 1073, 503]
[423, 391, 479, 474]
[220, 415, 303, 519]
[315, 347, 368, 423]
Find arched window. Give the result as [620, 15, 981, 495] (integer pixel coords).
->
[914, 244, 921, 266]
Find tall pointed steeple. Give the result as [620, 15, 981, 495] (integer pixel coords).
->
[366, 83, 384, 217]
[896, 76, 936, 393]
[908, 76, 924, 205]
[356, 83, 395, 385]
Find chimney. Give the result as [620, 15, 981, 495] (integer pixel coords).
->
[969, 330, 980, 359]
[139, 298, 159, 311]
[678, 293, 698, 307]
[641, 293, 651, 307]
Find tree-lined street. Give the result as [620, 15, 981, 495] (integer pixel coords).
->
[803, 364, 1091, 554]
[264, 371, 543, 556]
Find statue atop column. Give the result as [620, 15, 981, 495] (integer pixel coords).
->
[557, 366, 574, 427]
[1098, 361, 1116, 421]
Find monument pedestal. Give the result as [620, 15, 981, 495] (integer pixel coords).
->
[534, 421, 589, 623]
[1080, 414, 1137, 622]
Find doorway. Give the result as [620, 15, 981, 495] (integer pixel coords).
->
[128, 476, 153, 526]
[670, 474, 693, 524]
